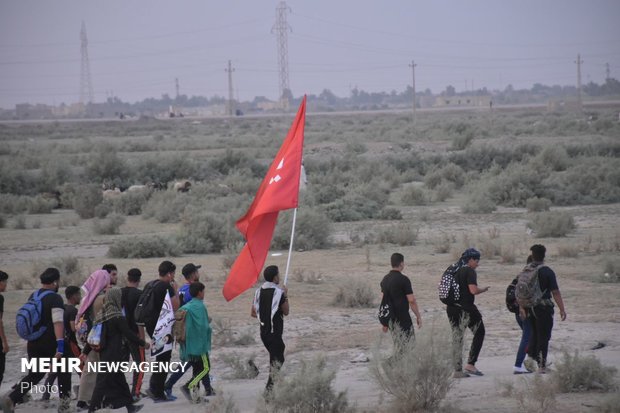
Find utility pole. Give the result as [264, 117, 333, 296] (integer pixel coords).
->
[409, 60, 417, 123]
[606, 62, 610, 82]
[575, 53, 583, 111]
[79, 21, 94, 106]
[272, 1, 292, 111]
[175, 77, 180, 100]
[225, 60, 235, 116]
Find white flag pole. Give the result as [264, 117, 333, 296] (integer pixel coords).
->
[283, 207, 298, 286]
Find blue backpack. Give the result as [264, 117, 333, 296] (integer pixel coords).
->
[16, 289, 54, 341]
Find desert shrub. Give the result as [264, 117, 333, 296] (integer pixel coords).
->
[92, 213, 125, 235]
[377, 207, 402, 220]
[0, 194, 32, 214]
[178, 207, 240, 254]
[204, 392, 240, 413]
[557, 243, 579, 258]
[377, 224, 419, 246]
[0, 215, 5, 228]
[322, 194, 381, 222]
[32, 256, 83, 287]
[451, 129, 474, 150]
[221, 353, 260, 379]
[257, 356, 353, 413]
[485, 163, 545, 207]
[370, 321, 453, 413]
[32, 219, 42, 229]
[432, 233, 453, 254]
[478, 236, 501, 258]
[73, 184, 103, 219]
[527, 211, 576, 237]
[499, 374, 557, 413]
[292, 269, 325, 284]
[597, 258, 620, 283]
[526, 197, 552, 212]
[554, 350, 618, 392]
[12, 215, 26, 229]
[272, 208, 332, 251]
[27, 196, 56, 214]
[345, 141, 367, 155]
[212, 319, 256, 347]
[333, 280, 374, 308]
[94, 203, 111, 218]
[461, 186, 497, 214]
[108, 190, 152, 215]
[85, 148, 130, 184]
[500, 245, 517, 264]
[433, 182, 454, 202]
[107, 236, 180, 258]
[534, 145, 569, 171]
[141, 191, 188, 223]
[400, 185, 428, 206]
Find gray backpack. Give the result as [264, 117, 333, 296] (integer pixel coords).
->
[515, 263, 545, 309]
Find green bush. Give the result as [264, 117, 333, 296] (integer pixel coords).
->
[534, 145, 569, 171]
[11, 215, 26, 229]
[178, 206, 240, 254]
[272, 208, 332, 251]
[27, 196, 56, 214]
[554, 350, 617, 392]
[73, 184, 104, 219]
[32, 256, 83, 287]
[526, 197, 552, 212]
[332, 280, 374, 308]
[528, 211, 576, 237]
[92, 213, 126, 235]
[142, 191, 188, 223]
[377, 207, 403, 220]
[377, 224, 419, 246]
[108, 190, 152, 216]
[322, 194, 381, 222]
[400, 186, 428, 206]
[107, 236, 180, 258]
[598, 258, 620, 283]
[370, 321, 453, 413]
[257, 356, 353, 413]
[0, 215, 5, 228]
[461, 185, 497, 214]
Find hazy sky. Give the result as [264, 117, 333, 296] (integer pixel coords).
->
[1, 0, 619, 108]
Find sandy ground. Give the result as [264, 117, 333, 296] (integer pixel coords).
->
[1, 202, 619, 412]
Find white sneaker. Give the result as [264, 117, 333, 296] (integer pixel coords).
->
[513, 365, 532, 374]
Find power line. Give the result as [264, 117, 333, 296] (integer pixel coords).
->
[272, 1, 291, 111]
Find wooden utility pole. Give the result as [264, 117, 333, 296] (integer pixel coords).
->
[409, 60, 417, 123]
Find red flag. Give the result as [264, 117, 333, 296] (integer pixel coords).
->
[223, 96, 306, 301]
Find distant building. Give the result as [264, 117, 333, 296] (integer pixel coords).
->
[434, 95, 492, 108]
[15, 103, 54, 119]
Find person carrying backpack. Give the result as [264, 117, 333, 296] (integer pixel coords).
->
[0, 271, 9, 386]
[1, 268, 71, 413]
[506, 256, 534, 374]
[379, 253, 422, 346]
[444, 248, 489, 378]
[121, 268, 146, 402]
[524, 244, 567, 374]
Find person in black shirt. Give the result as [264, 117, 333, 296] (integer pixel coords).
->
[251, 265, 289, 392]
[1, 268, 71, 413]
[445, 248, 489, 378]
[0, 271, 8, 386]
[525, 244, 567, 374]
[121, 268, 146, 401]
[379, 253, 422, 342]
[42, 286, 82, 401]
[144, 261, 179, 402]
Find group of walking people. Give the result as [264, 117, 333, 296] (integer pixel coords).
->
[380, 244, 567, 378]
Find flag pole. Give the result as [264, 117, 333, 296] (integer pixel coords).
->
[283, 208, 298, 285]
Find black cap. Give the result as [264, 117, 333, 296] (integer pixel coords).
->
[182, 263, 202, 278]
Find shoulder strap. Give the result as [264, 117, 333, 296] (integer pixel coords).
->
[34, 289, 54, 300]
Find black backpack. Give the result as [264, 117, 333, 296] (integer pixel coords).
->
[134, 280, 160, 331]
[505, 279, 519, 313]
[377, 293, 393, 327]
[438, 263, 462, 305]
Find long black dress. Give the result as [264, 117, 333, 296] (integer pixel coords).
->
[89, 315, 145, 411]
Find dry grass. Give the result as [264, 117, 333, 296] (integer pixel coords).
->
[498, 374, 558, 413]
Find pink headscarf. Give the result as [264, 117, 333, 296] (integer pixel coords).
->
[76, 269, 111, 320]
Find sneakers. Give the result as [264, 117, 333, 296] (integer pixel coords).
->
[179, 385, 192, 402]
[452, 371, 470, 379]
[204, 387, 216, 397]
[164, 388, 173, 399]
[513, 365, 533, 374]
[0, 396, 14, 413]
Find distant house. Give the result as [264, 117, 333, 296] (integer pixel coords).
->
[434, 95, 492, 108]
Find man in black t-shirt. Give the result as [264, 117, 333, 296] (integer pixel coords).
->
[1, 268, 72, 413]
[525, 244, 567, 373]
[445, 248, 489, 378]
[0, 271, 9, 386]
[251, 265, 289, 392]
[379, 253, 422, 342]
[121, 268, 146, 400]
[144, 261, 179, 402]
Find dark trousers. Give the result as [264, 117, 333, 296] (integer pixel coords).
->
[527, 305, 554, 368]
[261, 333, 285, 390]
[446, 305, 485, 371]
[89, 371, 132, 410]
[43, 339, 82, 395]
[149, 350, 171, 398]
[127, 342, 145, 397]
[10, 340, 71, 404]
[0, 348, 5, 385]
[515, 313, 532, 367]
[186, 354, 212, 390]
